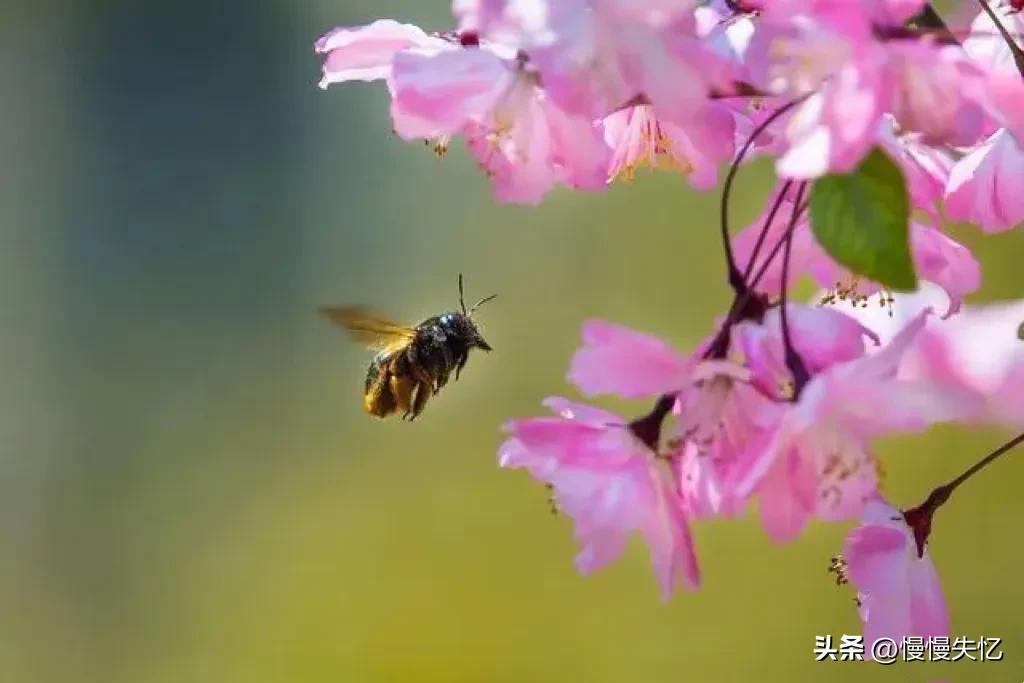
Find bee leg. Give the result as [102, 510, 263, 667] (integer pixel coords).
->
[364, 367, 397, 418]
[454, 350, 469, 381]
[403, 343, 438, 394]
[434, 344, 455, 394]
[389, 373, 416, 420]
[408, 380, 431, 420]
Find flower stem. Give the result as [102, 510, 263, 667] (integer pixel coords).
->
[719, 99, 804, 298]
[778, 182, 810, 398]
[742, 180, 794, 285]
[629, 394, 677, 451]
[704, 195, 809, 361]
[975, 0, 1024, 78]
[904, 430, 1024, 556]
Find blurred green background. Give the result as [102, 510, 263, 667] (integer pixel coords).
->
[2, 1, 1022, 681]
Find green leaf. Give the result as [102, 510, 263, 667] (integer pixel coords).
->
[809, 148, 917, 291]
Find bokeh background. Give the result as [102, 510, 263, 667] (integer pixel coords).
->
[2, 1, 1022, 681]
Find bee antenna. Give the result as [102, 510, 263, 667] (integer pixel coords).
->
[469, 293, 498, 316]
[458, 273, 467, 315]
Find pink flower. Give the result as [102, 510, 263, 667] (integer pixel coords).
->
[737, 304, 879, 398]
[945, 128, 1024, 233]
[568, 320, 694, 399]
[731, 188, 980, 318]
[737, 310, 979, 540]
[901, 294, 1024, 427]
[391, 43, 612, 204]
[829, 283, 1023, 426]
[315, 20, 610, 204]
[314, 20, 443, 88]
[962, 4, 1024, 139]
[602, 103, 735, 188]
[843, 496, 949, 653]
[463, 0, 734, 123]
[746, 0, 986, 178]
[566, 318, 791, 520]
[670, 360, 785, 518]
[878, 120, 955, 220]
[883, 41, 986, 147]
[499, 397, 700, 599]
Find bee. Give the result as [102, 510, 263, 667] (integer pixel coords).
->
[320, 275, 495, 421]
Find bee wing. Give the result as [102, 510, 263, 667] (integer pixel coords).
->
[319, 305, 417, 349]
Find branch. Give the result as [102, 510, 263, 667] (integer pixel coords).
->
[903, 430, 1024, 556]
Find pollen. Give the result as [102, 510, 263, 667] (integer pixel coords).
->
[423, 136, 451, 158]
[819, 280, 897, 316]
[778, 379, 796, 400]
[544, 483, 559, 516]
[820, 276, 867, 307]
[828, 554, 850, 586]
[609, 105, 694, 184]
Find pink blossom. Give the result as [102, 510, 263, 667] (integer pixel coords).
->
[731, 189, 980, 318]
[736, 304, 879, 398]
[962, 4, 1024, 139]
[945, 128, 1024, 233]
[499, 397, 700, 599]
[314, 20, 443, 88]
[602, 103, 735, 188]
[737, 310, 980, 540]
[829, 283, 1023, 426]
[389, 43, 612, 203]
[883, 41, 987, 147]
[463, 0, 733, 123]
[316, 20, 610, 204]
[670, 360, 786, 518]
[895, 291, 1024, 427]
[747, 1, 986, 178]
[843, 496, 949, 652]
[568, 320, 694, 399]
[566, 317, 791, 521]
[877, 120, 955, 220]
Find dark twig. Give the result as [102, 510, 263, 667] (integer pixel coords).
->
[778, 183, 810, 398]
[903, 430, 1024, 556]
[719, 98, 804, 297]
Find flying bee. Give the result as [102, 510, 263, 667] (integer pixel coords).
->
[320, 275, 495, 421]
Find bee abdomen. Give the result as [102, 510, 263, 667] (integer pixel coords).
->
[363, 356, 397, 417]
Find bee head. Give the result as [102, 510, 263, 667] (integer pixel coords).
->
[470, 321, 493, 352]
[456, 273, 496, 351]
[442, 312, 493, 351]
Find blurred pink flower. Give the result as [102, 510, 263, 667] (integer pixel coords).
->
[500, 397, 700, 599]
[746, 0, 985, 178]
[737, 310, 979, 540]
[315, 20, 610, 204]
[960, 4, 1024, 140]
[314, 20, 444, 88]
[458, 0, 734, 122]
[603, 103, 735, 188]
[568, 320, 694, 399]
[736, 304, 879, 398]
[670, 360, 785, 518]
[906, 300, 1024, 427]
[566, 319, 785, 520]
[945, 128, 1024, 233]
[731, 190, 980, 318]
[392, 44, 611, 204]
[843, 496, 949, 653]
[878, 119, 955, 220]
[833, 283, 1024, 426]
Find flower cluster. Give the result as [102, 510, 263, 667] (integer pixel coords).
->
[316, 0, 1024, 663]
